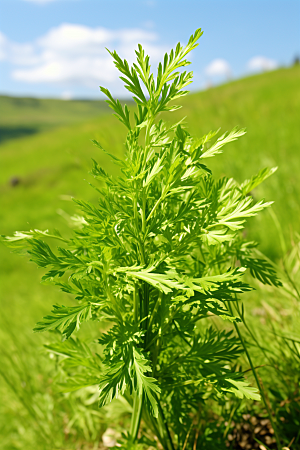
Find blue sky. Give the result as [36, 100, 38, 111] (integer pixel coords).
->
[0, 0, 299, 99]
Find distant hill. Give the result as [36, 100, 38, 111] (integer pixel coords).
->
[0, 95, 110, 142]
[0, 66, 299, 259]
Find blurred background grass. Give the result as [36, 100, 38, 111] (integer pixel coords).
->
[2, 66, 299, 254]
[1, 65, 300, 448]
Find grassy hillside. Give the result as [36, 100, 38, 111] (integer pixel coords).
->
[1, 66, 299, 256]
[178, 66, 300, 258]
[0, 95, 110, 143]
[0, 66, 300, 449]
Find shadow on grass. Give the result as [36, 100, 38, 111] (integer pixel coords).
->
[0, 126, 41, 144]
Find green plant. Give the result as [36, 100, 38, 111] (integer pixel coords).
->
[1, 29, 282, 449]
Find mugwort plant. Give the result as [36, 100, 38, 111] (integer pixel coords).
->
[2, 29, 282, 449]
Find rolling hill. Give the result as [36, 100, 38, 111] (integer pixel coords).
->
[1, 66, 299, 258]
[0, 95, 110, 143]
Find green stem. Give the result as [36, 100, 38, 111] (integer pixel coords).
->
[130, 147, 149, 443]
[130, 284, 144, 442]
[223, 404, 238, 438]
[144, 283, 150, 346]
[157, 401, 176, 450]
[147, 196, 163, 222]
[134, 283, 139, 324]
[129, 392, 144, 441]
[146, 305, 180, 350]
[141, 115, 154, 168]
[133, 186, 146, 264]
[142, 193, 146, 235]
[104, 273, 123, 323]
[227, 301, 282, 449]
[130, 114, 169, 446]
[148, 292, 162, 332]
[144, 408, 169, 449]
[145, 117, 153, 147]
[146, 186, 168, 222]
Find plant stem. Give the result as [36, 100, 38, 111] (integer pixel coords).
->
[129, 392, 144, 441]
[145, 305, 180, 350]
[148, 292, 162, 332]
[144, 408, 169, 449]
[144, 283, 150, 345]
[146, 185, 168, 222]
[157, 400, 176, 450]
[227, 301, 282, 449]
[130, 285, 144, 442]
[129, 120, 153, 443]
[134, 283, 139, 324]
[142, 192, 147, 235]
[104, 272, 123, 323]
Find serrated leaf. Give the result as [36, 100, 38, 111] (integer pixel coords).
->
[241, 167, 277, 195]
[0, 229, 67, 248]
[127, 270, 186, 294]
[91, 139, 126, 167]
[202, 229, 235, 246]
[200, 127, 246, 159]
[132, 348, 160, 417]
[143, 157, 164, 187]
[34, 304, 93, 339]
[241, 255, 282, 286]
[188, 268, 247, 292]
[59, 375, 100, 392]
[214, 198, 273, 231]
[99, 361, 128, 407]
[224, 378, 261, 401]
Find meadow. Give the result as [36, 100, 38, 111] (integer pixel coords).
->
[0, 64, 300, 449]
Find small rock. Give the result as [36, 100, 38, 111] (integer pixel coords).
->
[250, 416, 258, 425]
[242, 414, 251, 421]
[102, 428, 121, 447]
[10, 176, 21, 187]
[260, 418, 269, 426]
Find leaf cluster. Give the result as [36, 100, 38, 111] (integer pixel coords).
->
[0, 28, 281, 449]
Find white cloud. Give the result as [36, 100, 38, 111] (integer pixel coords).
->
[0, 31, 7, 61]
[1, 24, 167, 96]
[205, 59, 232, 78]
[61, 90, 73, 100]
[247, 56, 278, 72]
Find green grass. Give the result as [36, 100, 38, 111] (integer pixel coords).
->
[0, 95, 110, 143]
[177, 66, 300, 259]
[1, 66, 299, 257]
[0, 66, 300, 449]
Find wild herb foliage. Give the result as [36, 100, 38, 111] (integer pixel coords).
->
[1, 29, 281, 449]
